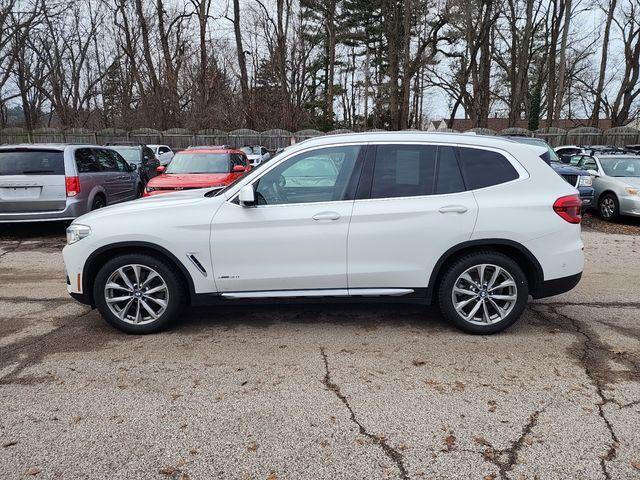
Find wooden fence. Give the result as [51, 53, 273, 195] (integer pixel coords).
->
[2, 125, 639, 149]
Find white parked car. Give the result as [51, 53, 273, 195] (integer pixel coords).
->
[63, 132, 584, 335]
[240, 145, 270, 166]
[147, 144, 174, 166]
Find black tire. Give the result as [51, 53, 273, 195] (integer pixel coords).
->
[136, 183, 144, 198]
[91, 194, 106, 210]
[93, 253, 187, 334]
[437, 251, 529, 334]
[598, 193, 619, 221]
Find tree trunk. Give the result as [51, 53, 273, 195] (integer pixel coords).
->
[233, 0, 252, 128]
[590, 0, 616, 127]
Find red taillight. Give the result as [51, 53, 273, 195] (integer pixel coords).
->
[553, 194, 582, 224]
[65, 176, 80, 197]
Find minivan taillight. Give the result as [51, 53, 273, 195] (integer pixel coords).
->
[553, 194, 581, 224]
[65, 176, 80, 197]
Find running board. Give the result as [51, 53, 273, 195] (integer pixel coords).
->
[220, 288, 414, 299]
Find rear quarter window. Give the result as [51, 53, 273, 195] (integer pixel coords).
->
[457, 147, 519, 190]
[0, 150, 65, 175]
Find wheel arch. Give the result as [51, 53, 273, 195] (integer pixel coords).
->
[87, 186, 108, 209]
[427, 239, 544, 302]
[82, 242, 196, 307]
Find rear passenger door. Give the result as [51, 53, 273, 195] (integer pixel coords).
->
[347, 144, 478, 292]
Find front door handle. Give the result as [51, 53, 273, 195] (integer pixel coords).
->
[312, 211, 341, 221]
[439, 205, 468, 214]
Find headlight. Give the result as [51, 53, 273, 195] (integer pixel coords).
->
[578, 175, 593, 187]
[145, 186, 156, 193]
[625, 187, 639, 196]
[66, 224, 91, 245]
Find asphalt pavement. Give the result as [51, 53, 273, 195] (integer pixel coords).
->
[0, 221, 639, 479]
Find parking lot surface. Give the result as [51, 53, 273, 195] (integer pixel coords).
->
[1, 221, 639, 479]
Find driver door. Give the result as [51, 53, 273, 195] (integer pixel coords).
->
[211, 145, 365, 293]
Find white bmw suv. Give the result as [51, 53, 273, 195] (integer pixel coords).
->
[63, 132, 584, 335]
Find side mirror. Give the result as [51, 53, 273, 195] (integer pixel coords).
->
[232, 164, 245, 173]
[129, 163, 137, 171]
[239, 184, 256, 207]
[156, 165, 166, 173]
[587, 169, 599, 177]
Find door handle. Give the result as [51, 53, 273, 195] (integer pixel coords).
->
[312, 211, 341, 221]
[438, 205, 468, 214]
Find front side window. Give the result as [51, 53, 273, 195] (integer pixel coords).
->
[254, 145, 361, 205]
[370, 144, 437, 198]
[109, 151, 130, 172]
[166, 153, 231, 174]
[457, 147, 519, 190]
[159, 146, 171, 154]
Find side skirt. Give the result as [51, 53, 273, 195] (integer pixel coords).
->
[191, 288, 430, 306]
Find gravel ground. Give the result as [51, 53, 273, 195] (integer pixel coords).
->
[0, 223, 639, 480]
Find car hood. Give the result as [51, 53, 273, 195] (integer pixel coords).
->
[614, 177, 640, 188]
[148, 173, 233, 188]
[73, 188, 218, 225]
[550, 162, 587, 175]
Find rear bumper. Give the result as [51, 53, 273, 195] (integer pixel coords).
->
[533, 272, 582, 299]
[0, 198, 87, 223]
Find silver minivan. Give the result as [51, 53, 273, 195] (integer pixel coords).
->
[0, 144, 143, 223]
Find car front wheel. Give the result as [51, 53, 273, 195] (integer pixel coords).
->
[599, 193, 619, 221]
[437, 252, 529, 334]
[93, 253, 186, 334]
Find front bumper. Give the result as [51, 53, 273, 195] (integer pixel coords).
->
[577, 186, 594, 206]
[619, 195, 640, 217]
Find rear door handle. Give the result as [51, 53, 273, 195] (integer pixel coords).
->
[312, 211, 341, 221]
[438, 205, 468, 214]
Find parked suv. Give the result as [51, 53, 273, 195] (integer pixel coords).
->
[505, 136, 594, 205]
[0, 144, 143, 223]
[63, 133, 583, 335]
[107, 145, 160, 185]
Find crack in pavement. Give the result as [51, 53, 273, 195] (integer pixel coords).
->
[320, 347, 409, 480]
[530, 305, 623, 480]
[537, 300, 640, 309]
[482, 407, 546, 479]
[0, 240, 23, 261]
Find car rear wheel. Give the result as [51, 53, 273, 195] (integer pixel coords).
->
[599, 193, 619, 221]
[91, 195, 106, 210]
[437, 252, 529, 334]
[93, 253, 186, 334]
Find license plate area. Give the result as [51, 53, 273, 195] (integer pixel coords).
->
[0, 186, 42, 199]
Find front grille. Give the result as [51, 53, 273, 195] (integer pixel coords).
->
[561, 174, 579, 187]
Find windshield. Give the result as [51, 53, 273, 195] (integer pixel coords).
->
[240, 146, 260, 155]
[166, 152, 230, 174]
[110, 147, 140, 164]
[599, 156, 640, 177]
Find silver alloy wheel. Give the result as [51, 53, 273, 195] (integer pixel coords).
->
[600, 197, 615, 218]
[451, 264, 518, 325]
[104, 264, 169, 325]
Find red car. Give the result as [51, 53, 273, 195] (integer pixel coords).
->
[144, 147, 251, 196]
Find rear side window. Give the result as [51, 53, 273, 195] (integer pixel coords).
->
[457, 147, 518, 190]
[371, 144, 437, 198]
[93, 149, 118, 172]
[436, 146, 465, 194]
[0, 150, 65, 175]
[75, 148, 101, 173]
